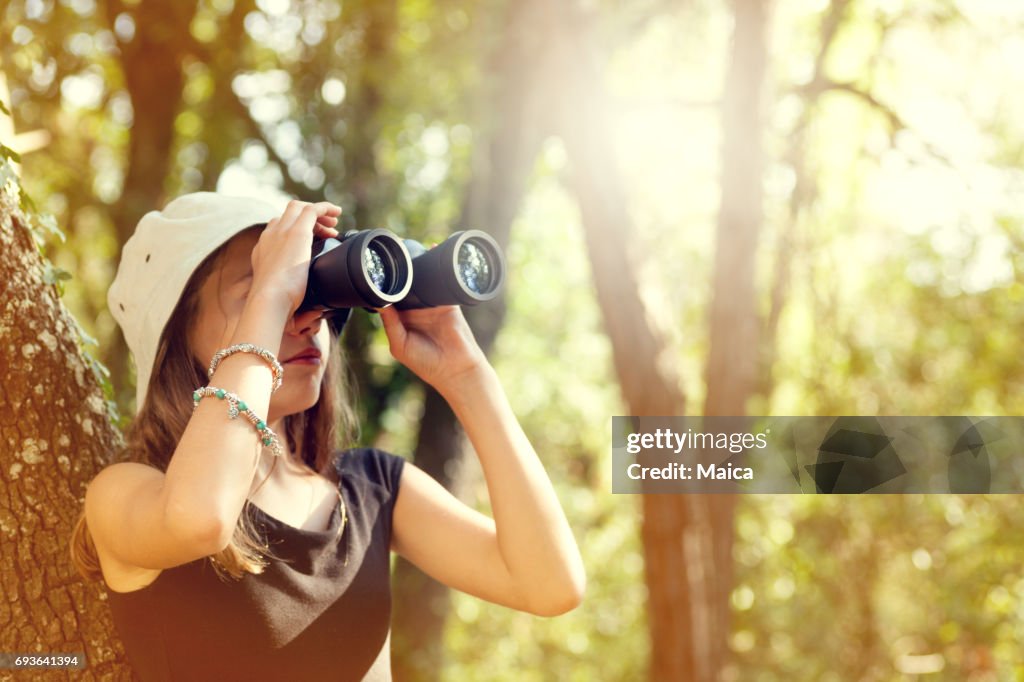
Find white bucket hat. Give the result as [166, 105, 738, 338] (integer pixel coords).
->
[107, 192, 284, 413]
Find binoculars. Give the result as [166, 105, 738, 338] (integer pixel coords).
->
[298, 228, 505, 321]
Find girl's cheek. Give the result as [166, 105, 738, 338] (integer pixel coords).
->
[228, 296, 248, 325]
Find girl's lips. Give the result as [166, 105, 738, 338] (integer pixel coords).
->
[283, 348, 322, 364]
[285, 356, 321, 365]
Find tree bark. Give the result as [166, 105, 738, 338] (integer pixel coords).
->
[0, 185, 126, 677]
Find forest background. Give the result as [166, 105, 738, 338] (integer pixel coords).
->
[2, 0, 1024, 680]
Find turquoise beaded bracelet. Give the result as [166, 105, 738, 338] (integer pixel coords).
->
[192, 386, 283, 457]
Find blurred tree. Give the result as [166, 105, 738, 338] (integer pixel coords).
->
[702, 0, 771, 674]
[730, 0, 1024, 676]
[759, 0, 851, 398]
[93, 0, 201, 407]
[391, 0, 550, 676]
[96, 0, 197, 245]
[333, 0, 408, 448]
[549, 0, 704, 679]
[553, 0, 772, 677]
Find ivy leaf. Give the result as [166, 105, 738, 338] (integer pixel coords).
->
[92, 357, 111, 378]
[39, 212, 65, 242]
[43, 262, 73, 286]
[71, 314, 99, 347]
[18, 185, 37, 216]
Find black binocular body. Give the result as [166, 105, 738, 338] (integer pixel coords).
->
[298, 228, 505, 322]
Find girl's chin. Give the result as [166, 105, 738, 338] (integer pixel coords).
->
[268, 389, 323, 421]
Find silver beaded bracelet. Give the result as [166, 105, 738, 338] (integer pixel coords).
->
[207, 343, 284, 393]
[192, 386, 283, 457]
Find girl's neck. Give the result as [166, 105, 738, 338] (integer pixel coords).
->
[267, 417, 316, 472]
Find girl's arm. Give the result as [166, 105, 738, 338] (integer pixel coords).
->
[381, 305, 586, 616]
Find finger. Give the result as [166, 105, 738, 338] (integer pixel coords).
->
[286, 201, 338, 233]
[313, 224, 340, 239]
[276, 199, 310, 231]
[291, 203, 320, 232]
[378, 305, 407, 355]
[305, 202, 342, 222]
[312, 202, 342, 217]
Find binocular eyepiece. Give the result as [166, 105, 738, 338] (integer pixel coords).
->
[298, 228, 505, 318]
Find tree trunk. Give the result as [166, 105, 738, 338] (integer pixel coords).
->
[551, 0, 769, 678]
[390, 1, 553, 679]
[546, 1, 714, 679]
[0, 185, 126, 677]
[760, 0, 849, 399]
[198, 0, 258, 192]
[96, 0, 199, 412]
[337, 0, 408, 447]
[702, 0, 771, 674]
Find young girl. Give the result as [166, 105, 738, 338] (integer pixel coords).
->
[70, 192, 585, 681]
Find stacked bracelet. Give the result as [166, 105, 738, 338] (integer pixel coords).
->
[192, 386, 283, 458]
[207, 343, 284, 393]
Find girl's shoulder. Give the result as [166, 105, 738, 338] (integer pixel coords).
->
[333, 447, 407, 497]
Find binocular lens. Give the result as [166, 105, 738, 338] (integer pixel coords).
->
[363, 242, 391, 293]
[303, 229, 413, 311]
[396, 229, 505, 309]
[457, 240, 494, 295]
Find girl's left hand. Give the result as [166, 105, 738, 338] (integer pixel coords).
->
[378, 304, 489, 393]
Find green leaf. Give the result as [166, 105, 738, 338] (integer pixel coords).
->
[72, 315, 99, 347]
[35, 212, 66, 243]
[18, 187, 37, 214]
[43, 262, 73, 286]
[92, 357, 111, 379]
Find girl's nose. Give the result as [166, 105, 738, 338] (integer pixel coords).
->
[287, 308, 325, 336]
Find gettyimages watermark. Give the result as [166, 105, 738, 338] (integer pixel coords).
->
[611, 417, 1024, 494]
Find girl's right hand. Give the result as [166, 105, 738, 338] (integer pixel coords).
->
[249, 199, 342, 317]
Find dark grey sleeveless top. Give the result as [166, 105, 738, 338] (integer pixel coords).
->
[105, 448, 406, 681]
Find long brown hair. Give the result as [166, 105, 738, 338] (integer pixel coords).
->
[70, 225, 359, 583]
